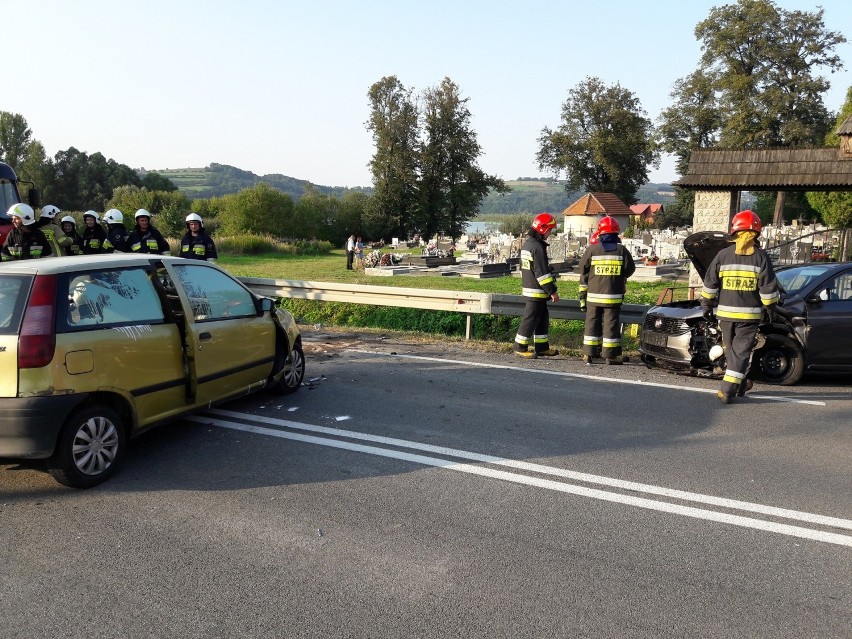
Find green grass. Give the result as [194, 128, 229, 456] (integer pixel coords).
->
[217, 251, 671, 352]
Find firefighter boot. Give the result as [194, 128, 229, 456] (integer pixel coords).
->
[716, 390, 732, 405]
[515, 350, 537, 359]
[605, 355, 624, 365]
[736, 379, 753, 397]
[537, 348, 560, 357]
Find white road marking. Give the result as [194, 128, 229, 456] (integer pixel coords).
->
[189, 410, 852, 548]
[352, 350, 827, 406]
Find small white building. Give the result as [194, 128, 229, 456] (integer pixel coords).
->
[561, 193, 633, 239]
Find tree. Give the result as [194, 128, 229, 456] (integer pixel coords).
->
[807, 86, 852, 260]
[106, 185, 193, 239]
[142, 172, 178, 192]
[216, 183, 295, 238]
[366, 76, 420, 240]
[695, 0, 844, 148]
[537, 76, 659, 205]
[53, 147, 142, 211]
[0, 112, 32, 169]
[419, 78, 507, 240]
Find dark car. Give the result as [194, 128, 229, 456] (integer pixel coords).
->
[639, 231, 852, 385]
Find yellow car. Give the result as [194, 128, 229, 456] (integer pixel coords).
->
[0, 254, 304, 488]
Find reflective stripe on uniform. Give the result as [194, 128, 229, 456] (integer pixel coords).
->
[761, 291, 780, 305]
[522, 288, 548, 299]
[717, 304, 762, 320]
[701, 288, 718, 299]
[537, 273, 554, 286]
[534, 334, 548, 344]
[583, 335, 603, 346]
[723, 369, 746, 384]
[587, 292, 624, 305]
[602, 337, 621, 347]
[514, 334, 530, 346]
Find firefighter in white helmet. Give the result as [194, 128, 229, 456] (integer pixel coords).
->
[102, 208, 129, 252]
[127, 209, 171, 255]
[180, 213, 217, 262]
[37, 204, 71, 256]
[2, 203, 52, 260]
[81, 210, 108, 254]
[59, 215, 84, 255]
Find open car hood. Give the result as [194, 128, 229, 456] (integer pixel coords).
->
[683, 231, 731, 280]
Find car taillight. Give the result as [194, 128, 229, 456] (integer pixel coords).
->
[19, 274, 57, 369]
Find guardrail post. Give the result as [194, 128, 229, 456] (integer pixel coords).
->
[466, 313, 472, 340]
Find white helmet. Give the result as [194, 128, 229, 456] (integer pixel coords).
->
[103, 208, 124, 224]
[83, 210, 100, 222]
[185, 213, 203, 227]
[8, 203, 37, 225]
[135, 208, 152, 220]
[40, 204, 61, 219]
[60, 215, 77, 227]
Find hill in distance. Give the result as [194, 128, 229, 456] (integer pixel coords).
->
[149, 165, 674, 214]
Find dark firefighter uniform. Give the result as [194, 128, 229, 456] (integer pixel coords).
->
[578, 238, 635, 362]
[180, 231, 218, 261]
[2, 227, 52, 260]
[701, 238, 779, 402]
[127, 225, 171, 255]
[514, 228, 558, 355]
[81, 224, 108, 254]
[104, 224, 129, 253]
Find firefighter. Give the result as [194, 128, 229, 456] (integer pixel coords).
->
[513, 212, 560, 358]
[578, 216, 636, 365]
[37, 204, 70, 256]
[80, 211, 108, 254]
[127, 209, 171, 255]
[1, 203, 52, 260]
[102, 208, 129, 253]
[59, 215, 84, 256]
[700, 210, 780, 404]
[180, 213, 218, 262]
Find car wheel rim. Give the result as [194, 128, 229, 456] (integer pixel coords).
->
[283, 348, 304, 388]
[72, 416, 120, 476]
[763, 350, 789, 378]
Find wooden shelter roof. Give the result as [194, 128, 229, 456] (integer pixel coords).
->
[673, 147, 852, 191]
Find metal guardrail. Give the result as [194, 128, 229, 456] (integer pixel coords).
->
[238, 277, 651, 339]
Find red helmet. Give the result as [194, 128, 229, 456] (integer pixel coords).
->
[597, 216, 620, 234]
[531, 212, 557, 234]
[589, 230, 600, 245]
[730, 209, 762, 234]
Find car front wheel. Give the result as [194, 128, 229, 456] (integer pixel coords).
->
[751, 334, 805, 386]
[273, 340, 305, 395]
[48, 406, 126, 488]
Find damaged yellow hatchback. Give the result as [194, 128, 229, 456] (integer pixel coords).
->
[0, 254, 304, 488]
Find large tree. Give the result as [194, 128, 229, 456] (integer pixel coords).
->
[53, 147, 142, 211]
[419, 78, 506, 240]
[807, 86, 852, 260]
[656, 71, 721, 226]
[0, 112, 32, 169]
[366, 76, 420, 240]
[536, 76, 659, 205]
[695, 0, 844, 148]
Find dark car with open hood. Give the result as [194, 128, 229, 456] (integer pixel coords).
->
[639, 231, 852, 385]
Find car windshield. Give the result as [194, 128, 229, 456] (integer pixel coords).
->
[0, 180, 19, 219]
[776, 264, 836, 296]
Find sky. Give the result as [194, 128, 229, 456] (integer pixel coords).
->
[10, 0, 852, 188]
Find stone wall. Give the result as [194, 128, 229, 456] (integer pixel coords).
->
[690, 190, 736, 286]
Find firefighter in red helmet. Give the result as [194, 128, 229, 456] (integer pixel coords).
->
[701, 210, 780, 404]
[577, 215, 635, 365]
[513, 213, 560, 358]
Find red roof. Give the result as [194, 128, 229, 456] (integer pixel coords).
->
[561, 193, 633, 217]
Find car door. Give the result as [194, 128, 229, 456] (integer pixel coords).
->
[803, 269, 852, 369]
[165, 262, 276, 406]
[58, 267, 188, 427]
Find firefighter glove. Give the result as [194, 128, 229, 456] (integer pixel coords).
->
[702, 307, 714, 321]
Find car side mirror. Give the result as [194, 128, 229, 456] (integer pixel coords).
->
[260, 297, 274, 313]
[806, 289, 828, 304]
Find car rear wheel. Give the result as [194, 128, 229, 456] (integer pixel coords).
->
[272, 340, 305, 395]
[48, 406, 126, 488]
[751, 334, 805, 386]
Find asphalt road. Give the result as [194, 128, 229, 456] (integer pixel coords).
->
[2, 329, 851, 638]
